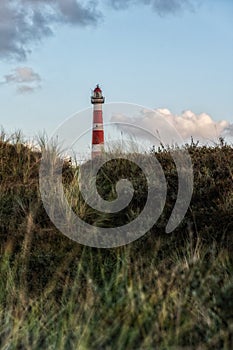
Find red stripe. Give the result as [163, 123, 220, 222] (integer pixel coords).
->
[93, 111, 103, 124]
[92, 130, 104, 144]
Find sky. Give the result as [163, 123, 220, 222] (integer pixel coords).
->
[0, 0, 233, 148]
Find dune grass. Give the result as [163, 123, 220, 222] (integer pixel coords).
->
[0, 131, 232, 349]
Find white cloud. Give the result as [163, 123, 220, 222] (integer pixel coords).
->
[17, 85, 39, 94]
[1, 67, 41, 94]
[158, 109, 228, 139]
[4, 67, 41, 84]
[222, 124, 233, 138]
[111, 108, 229, 145]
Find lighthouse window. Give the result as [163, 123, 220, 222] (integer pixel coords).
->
[96, 92, 100, 97]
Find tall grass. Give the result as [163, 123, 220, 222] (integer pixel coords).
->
[0, 131, 232, 349]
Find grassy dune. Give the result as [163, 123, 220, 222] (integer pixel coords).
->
[0, 132, 232, 349]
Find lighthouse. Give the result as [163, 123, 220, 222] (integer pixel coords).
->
[91, 84, 105, 158]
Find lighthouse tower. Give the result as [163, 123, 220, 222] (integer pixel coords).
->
[91, 84, 105, 158]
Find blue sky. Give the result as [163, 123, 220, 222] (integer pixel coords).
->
[0, 0, 232, 143]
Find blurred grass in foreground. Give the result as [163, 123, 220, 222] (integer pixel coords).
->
[0, 131, 232, 349]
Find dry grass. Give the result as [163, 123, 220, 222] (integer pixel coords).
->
[0, 131, 232, 349]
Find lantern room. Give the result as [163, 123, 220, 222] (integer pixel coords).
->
[91, 84, 105, 104]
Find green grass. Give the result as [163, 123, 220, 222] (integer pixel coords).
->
[0, 131, 232, 349]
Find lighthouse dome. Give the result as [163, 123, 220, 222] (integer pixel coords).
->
[94, 85, 102, 93]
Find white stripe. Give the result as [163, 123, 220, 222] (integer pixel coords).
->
[92, 144, 104, 152]
[94, 104, 103, 111]
[93, 123, 103, 130]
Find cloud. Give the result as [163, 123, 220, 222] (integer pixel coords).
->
[222, 124, 233, 137]
[108, 0, 198, 14]
[111, 108, 229, 145]
[0, 0, 99, 60]
[17, 85, 39, 94]
[4, 67, 41, 84]
[1, 67, 41, 94]
[0, 0, 200, 60]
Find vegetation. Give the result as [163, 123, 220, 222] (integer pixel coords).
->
[0, 131, 232, 349]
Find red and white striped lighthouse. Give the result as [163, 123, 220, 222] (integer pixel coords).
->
[91, 84, 105, 158]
